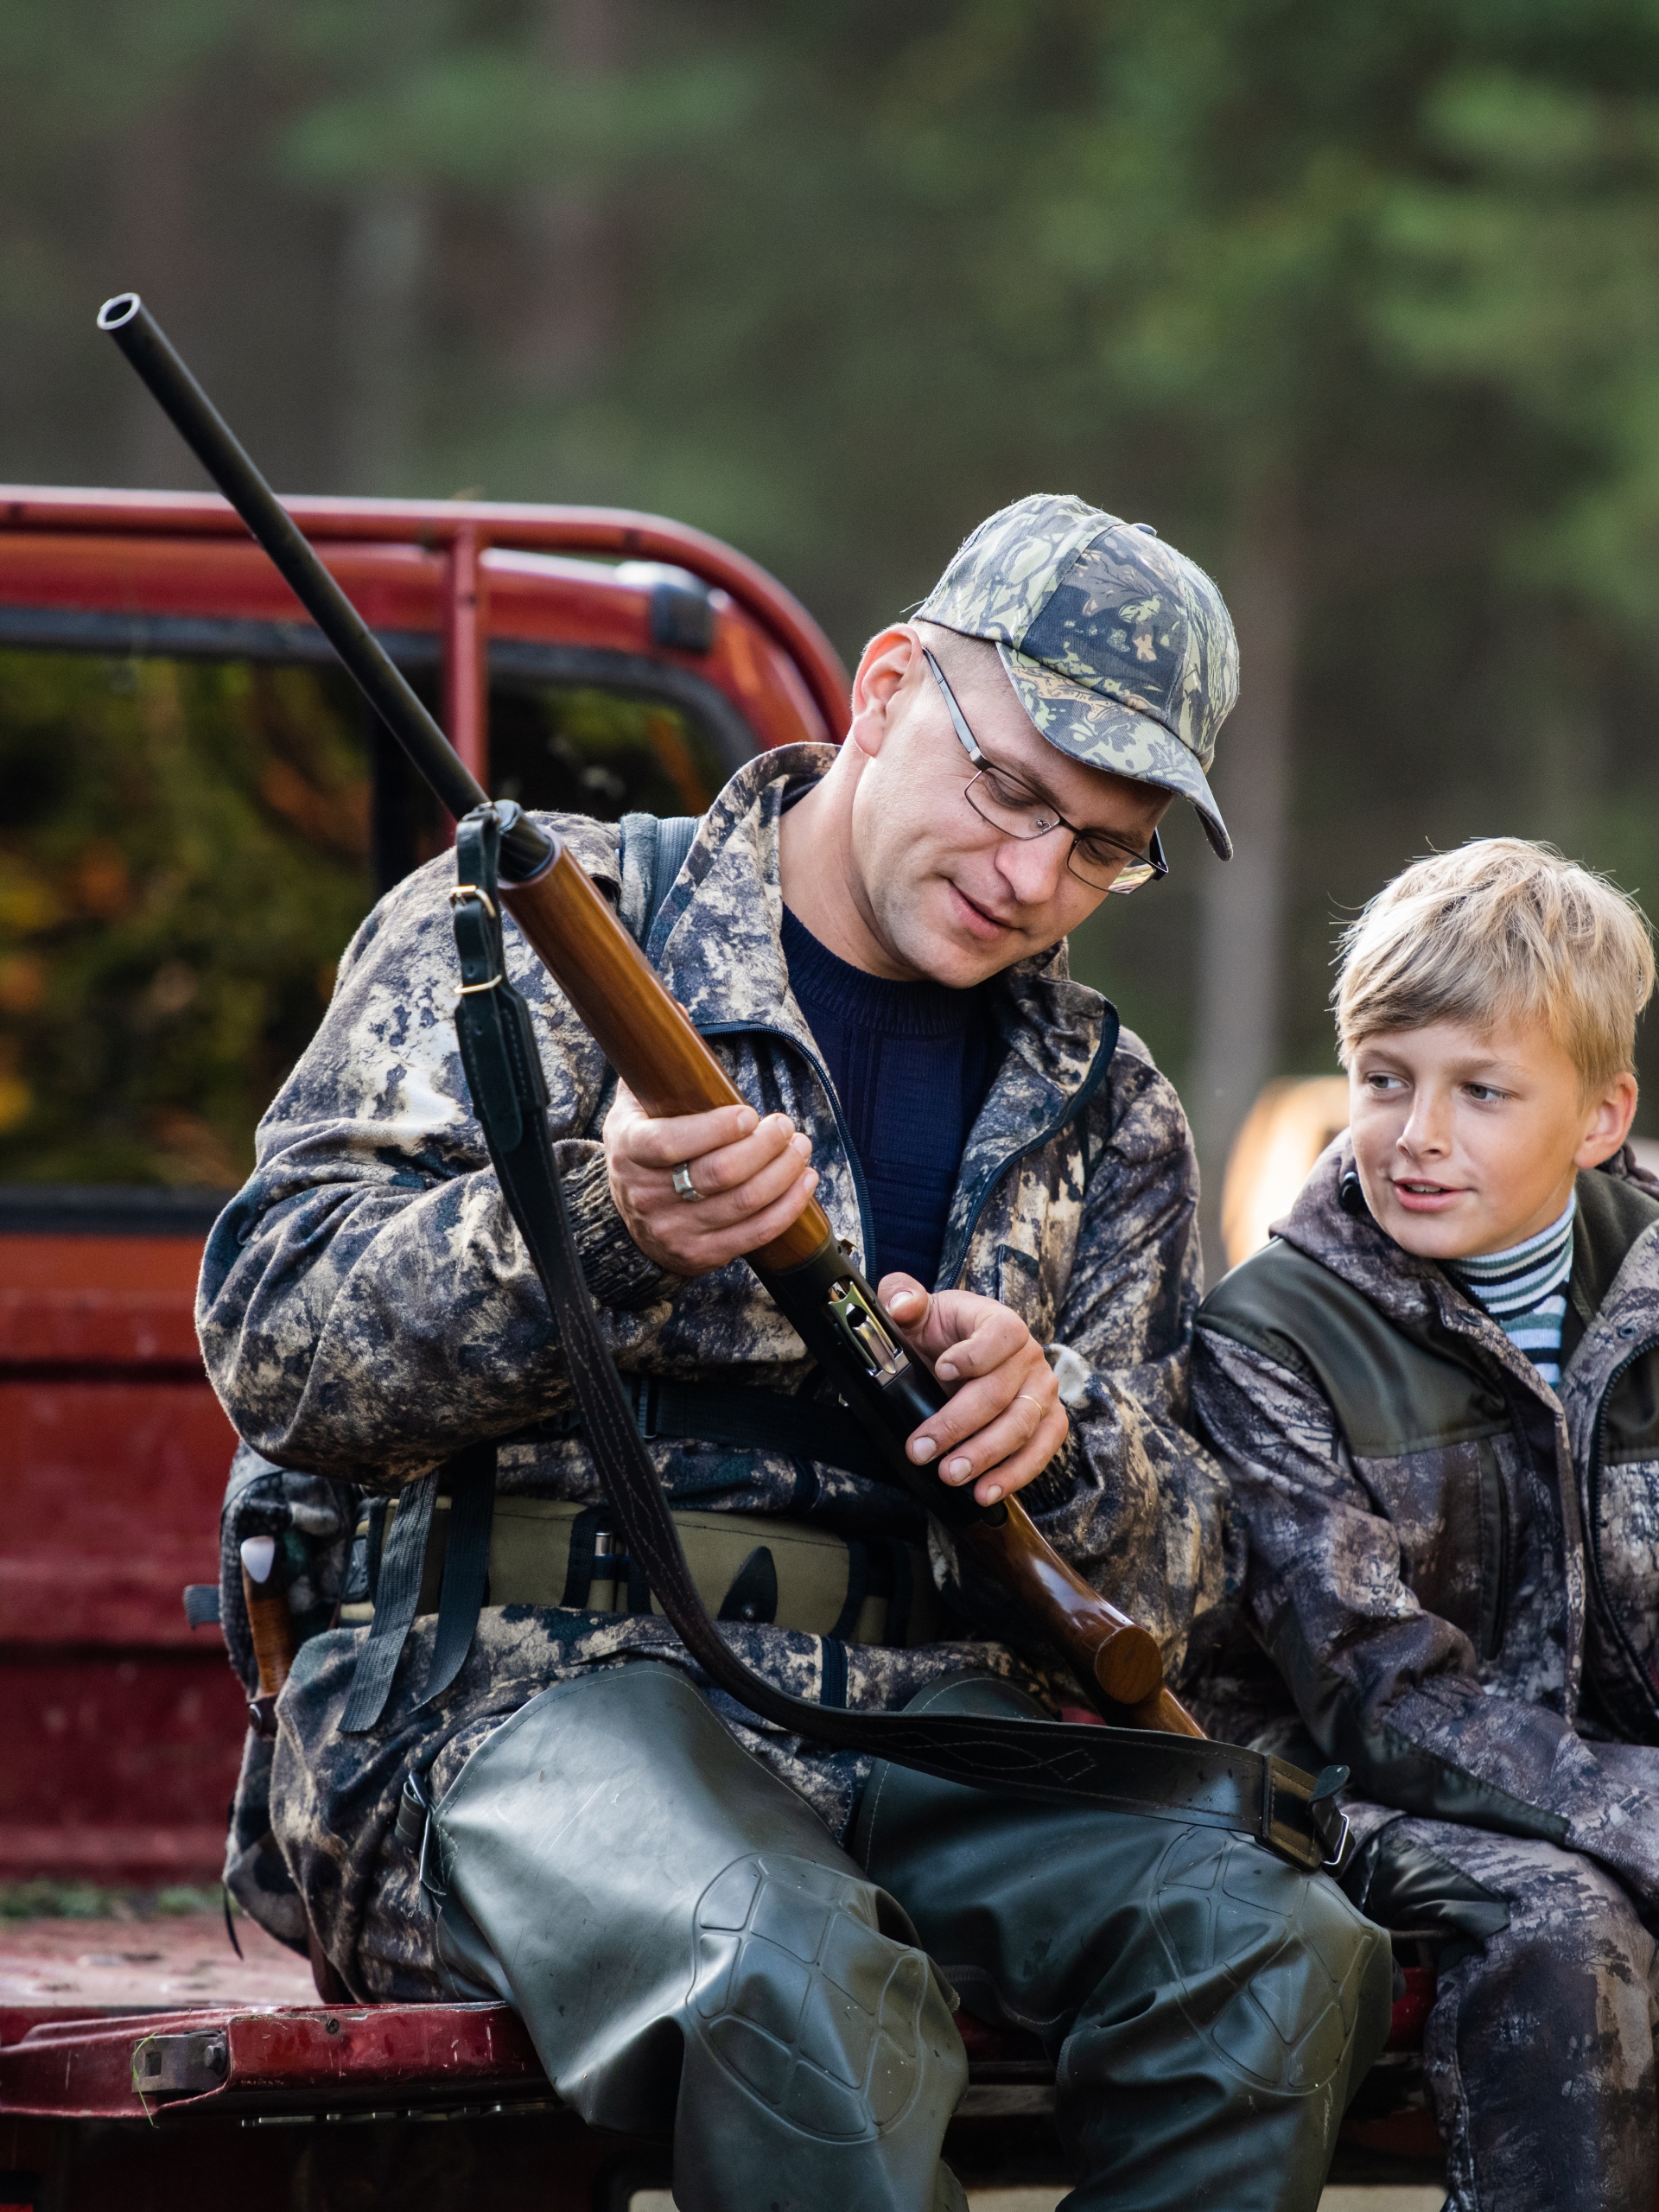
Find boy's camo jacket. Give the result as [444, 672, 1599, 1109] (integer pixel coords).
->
[1190, 1143, 1659, 1910]
[198, 742, 1236, 1986]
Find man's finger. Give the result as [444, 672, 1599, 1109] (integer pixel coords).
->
[674, 1122, 809, 1201]
[649, 1168, 820, 1269]
[879, 1281, 1028, 1380]
[910, 1363, 1055, 1467]
[640, 1142, 817, 1234]
[969, 1407, 1071, 1505]
[930, 1395, 1068, 1504]
[619, 1100, 772, 1169]
[880, 1275, 931, 1331]
[935, 1388, 1052, 1479]
[932, 1307, 1027, 1383]
[915, 1336, 1057, 1459]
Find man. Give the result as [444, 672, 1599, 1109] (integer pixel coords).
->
[200, 495, 1389, 2212]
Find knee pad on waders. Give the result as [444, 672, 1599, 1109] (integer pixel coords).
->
[671, 1850, 968, 2212]
[1145, 1825, 1390, 2096]
[685, 1850, 961, 2134]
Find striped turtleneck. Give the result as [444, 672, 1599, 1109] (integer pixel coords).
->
[1447, 1197, 1577, 1388]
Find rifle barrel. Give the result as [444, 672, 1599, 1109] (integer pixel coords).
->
[95, 291, 550, 879]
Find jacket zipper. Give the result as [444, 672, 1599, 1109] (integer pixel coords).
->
[938, 1007, 1122, 1288]
[1488, 1449, 1511, 1662]
[696, 1019, 880, 1270]
[1583, 1334, 1659, 1727]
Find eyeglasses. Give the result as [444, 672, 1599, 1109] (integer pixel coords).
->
[923, 649, 1168, 896]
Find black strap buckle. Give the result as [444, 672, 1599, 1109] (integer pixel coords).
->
[1259, 1757, 1352, 1873]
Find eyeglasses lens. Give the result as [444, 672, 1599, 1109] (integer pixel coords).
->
[963, 775, 1156, 895]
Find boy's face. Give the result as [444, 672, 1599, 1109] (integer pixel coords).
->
[1348, 1015, 1639, 1260]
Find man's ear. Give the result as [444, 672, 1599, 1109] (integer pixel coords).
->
[846, 626, 920, 760]
[1576, 1070, 1640, 1170]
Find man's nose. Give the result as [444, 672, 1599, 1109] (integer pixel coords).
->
[995, 828, 1071, 906]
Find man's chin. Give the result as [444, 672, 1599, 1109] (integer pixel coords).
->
[874, 886, 1052, 988]
[899, 943, 1000, 989]
[869, 904, 1006, 988]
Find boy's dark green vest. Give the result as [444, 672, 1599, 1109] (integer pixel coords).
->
[1200, 1166, 1659, 1471]
[1203, 1165, 1659, 1764]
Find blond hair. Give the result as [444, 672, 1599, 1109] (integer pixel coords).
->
[1334, 838, 1656, 1091]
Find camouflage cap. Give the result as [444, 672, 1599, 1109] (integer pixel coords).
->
[915, 493, 1238, 859]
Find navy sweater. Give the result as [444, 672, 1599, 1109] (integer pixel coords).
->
[780, 906, 995, 1289]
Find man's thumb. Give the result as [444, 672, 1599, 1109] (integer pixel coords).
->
[880, 1276, 930, 1329]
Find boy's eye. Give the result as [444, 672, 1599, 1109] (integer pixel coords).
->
[1465, 1084, 1504, 1103]
[1364, 1072, 1404, 1093]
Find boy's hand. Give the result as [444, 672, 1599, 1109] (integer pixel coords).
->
[880, 1274, 1068, 1507]
[605, 1083, 818, 1275]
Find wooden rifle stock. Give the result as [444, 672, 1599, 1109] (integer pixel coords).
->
[503, 843, 1203, 1737]
[100, 287, 1202, 1741]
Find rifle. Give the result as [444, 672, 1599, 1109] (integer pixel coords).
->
[99, 291, 1198, 1739]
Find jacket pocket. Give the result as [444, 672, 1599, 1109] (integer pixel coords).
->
[1371, 1438, 1506, 1657]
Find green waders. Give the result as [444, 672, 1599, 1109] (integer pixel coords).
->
[419, 1664, 1390, 2212]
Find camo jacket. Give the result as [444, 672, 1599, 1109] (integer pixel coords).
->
[198, 742, 1236, 1989]
[1190, 1141, 1659, 1909]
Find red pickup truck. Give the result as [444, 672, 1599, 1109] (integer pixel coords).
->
[0, 487, 1440, 2206]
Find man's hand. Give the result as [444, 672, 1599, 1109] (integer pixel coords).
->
[880, 1274, 1068, 1507]
[605, 1082, 819, 1275]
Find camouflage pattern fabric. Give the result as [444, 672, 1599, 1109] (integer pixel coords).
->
[915, 493, 1238, 857]
[1189, 1144, 1659, 2211]
[198, 741, 1239, 1992]
[1354, 1818, 1658, 2212]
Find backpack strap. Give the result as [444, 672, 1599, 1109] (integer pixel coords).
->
[590, 812, 701, 1138]
[617, 810, 699, 951]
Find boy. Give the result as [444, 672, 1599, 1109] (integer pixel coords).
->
[1192, 838, 1659, 2212]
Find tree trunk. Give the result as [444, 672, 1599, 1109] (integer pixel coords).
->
[116, 105, 196, 488]
[512, 0, 626, 398]
[1190, 469, 1301, 1278]
[336, 186, 427, 495]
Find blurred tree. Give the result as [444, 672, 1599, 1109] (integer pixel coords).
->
[847, 0, 1433, 1230]
[0, 653, 372, 1184]
[1375, 43, 1659, 892]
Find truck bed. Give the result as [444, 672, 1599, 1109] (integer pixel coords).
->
[0, 1904, 312, 2033]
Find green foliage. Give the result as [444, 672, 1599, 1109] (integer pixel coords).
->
[282, 50, 760, 192]
[0, 1879, 226, 1919]
[1378, 63, 1659, 625]
[0, 652, 373, 1185]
